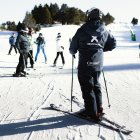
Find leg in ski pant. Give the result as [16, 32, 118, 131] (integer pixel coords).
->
[53, 52, 65, 65]
[60, 52, 65, 65]
[8, 45, 13, 54]
[92, 71, 102, 112]
[78, 70, 102, 117]
[28, 50, 34, 67]
[41, 45, 47, 62]
[13, 45, 17, 54]
[16, 53, 28, 74]
[35, 45, 41, 61]
[53, 52, 60, 65]
[8, 45, 17, 54]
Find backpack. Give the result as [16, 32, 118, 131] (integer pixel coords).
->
[9, 36, 15, 45]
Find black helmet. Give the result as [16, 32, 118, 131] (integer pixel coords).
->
[86, 7, 103, 21]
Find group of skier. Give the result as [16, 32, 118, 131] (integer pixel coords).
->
[9, 27, 65, 77]
[9, 7, 116, 122]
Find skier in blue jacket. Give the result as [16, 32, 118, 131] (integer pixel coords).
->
[8, 33, 17, 55]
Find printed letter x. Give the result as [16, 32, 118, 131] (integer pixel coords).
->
[91, 36, 98, 42]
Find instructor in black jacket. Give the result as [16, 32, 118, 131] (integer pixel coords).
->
[69, 7, 116, 122]
[13, 27, 30, 77]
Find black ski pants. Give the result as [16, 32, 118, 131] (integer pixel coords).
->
[53, 52, 65, 65]
[8, 45, 17, 54]
[78, 70, 102, 116]
[16, 52, 28, 74]
[26, 50, 34, 67]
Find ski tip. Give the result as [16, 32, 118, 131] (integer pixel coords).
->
[126, 130, 133, 135]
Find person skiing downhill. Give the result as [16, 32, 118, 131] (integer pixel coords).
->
[69, 7, 116, 121]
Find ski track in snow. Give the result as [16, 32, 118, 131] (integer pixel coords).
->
[26, 80, 55, 140]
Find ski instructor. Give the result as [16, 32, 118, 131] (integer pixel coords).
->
[69, 7, 116, 122]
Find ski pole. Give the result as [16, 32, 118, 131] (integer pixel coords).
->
[102, 70, 111, 108]
[71, 55, 75, 112]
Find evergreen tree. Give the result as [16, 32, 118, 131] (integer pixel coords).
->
[66, 8, 81, 25]
[49, 3, 59, 23]
[23, 12, 36, 28]
[102, 13, 115, 25]
[6, 21, 16, 31]
[16, 22, 26, 32]
[32, 4, 52, 25]
[41, 6, 52, 25]
[32, 5, 41, 24]
[55, 4, 69, 24]
[78, 9, 86, 22]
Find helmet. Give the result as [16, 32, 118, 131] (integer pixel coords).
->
[86, 7, 103, 20]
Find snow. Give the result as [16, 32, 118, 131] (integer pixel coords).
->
[0, 23, 140, 140]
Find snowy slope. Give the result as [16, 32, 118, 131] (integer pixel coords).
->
[0, 23, 140, 140]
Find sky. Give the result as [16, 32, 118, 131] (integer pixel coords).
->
[0, 0, 139, 24]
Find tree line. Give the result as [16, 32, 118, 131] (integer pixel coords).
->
[0, 3, 117, 31]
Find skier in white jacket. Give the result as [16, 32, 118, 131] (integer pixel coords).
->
[53, 33, 65, 66]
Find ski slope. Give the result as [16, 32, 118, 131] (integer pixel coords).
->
[0, 23, 140, 140]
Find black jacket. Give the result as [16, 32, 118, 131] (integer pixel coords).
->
[15, 33, 30, 53]
[69, 20, 116, 71]
[36, 36, 45, 46]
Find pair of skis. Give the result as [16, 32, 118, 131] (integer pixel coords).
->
[50, 104, 132, 135]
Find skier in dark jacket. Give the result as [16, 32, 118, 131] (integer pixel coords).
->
[69, 7, 116, 121]
[13, 27, 30, 77]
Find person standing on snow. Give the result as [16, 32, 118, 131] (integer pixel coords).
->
[69, 7, 116, 122]
[53, 33, 65, 67]
[13, 27, 30, 77]
[8, 33, 17, 55]
[26, 28, 35, 68]
[35, 33, 47, 63]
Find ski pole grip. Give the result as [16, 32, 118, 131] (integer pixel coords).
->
[73, 55, 76, 59]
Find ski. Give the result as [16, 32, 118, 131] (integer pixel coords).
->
[50, 104, 132, 135]
[71, 96, 129, 131]
[102, 116, 126, 129]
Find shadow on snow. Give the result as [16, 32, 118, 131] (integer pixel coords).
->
[0, 112, 93, 137]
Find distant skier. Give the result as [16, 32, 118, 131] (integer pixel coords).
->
[69, 7, 116, 122]
[8, 33, 17, 55]
[53, 33, 65, 67]
[35, 33, 47, 63]
[13, 27, 30, 77]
